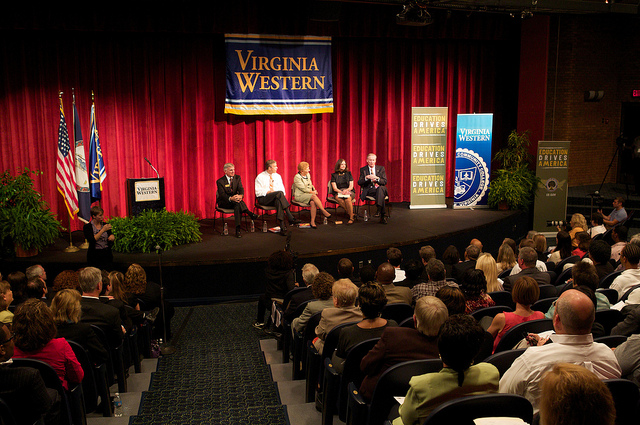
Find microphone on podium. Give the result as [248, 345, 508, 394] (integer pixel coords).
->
[145, 157, 160, 179]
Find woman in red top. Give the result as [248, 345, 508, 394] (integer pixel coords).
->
[487, 276, 544, 353]
[12, 299, 84, 390]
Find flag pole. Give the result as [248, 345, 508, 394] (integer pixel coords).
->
[60, 91, 79, 253]
[74, 87, 89, 250]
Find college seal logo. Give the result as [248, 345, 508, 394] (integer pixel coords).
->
[454, 148, 489, 207]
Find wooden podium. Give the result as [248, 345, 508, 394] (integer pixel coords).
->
[126, 178, 165, 216]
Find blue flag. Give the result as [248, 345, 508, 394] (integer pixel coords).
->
[74, 103, 91, 223]
[89, 103, 106, 202]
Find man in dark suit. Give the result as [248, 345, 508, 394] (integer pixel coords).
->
[216, 162, 259, 238]
[0, 324, 58, 425]
[358, 153, 389, 224]
[502, 247, 551, 291]
[78, 267, 124, 348]
[452, 244, 481, 283]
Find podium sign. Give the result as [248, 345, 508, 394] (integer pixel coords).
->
[533, 141, 570, 236]
[127, 178, 165, 216]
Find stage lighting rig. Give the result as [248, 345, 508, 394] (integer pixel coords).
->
[396, 1, 434, 26]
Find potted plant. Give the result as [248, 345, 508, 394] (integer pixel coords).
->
[0, 168, 62, 257]
[488, 130, 540, 211]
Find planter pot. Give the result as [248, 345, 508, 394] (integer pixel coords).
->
[498, 201, 510, 211]
[15, 244, 38, 257]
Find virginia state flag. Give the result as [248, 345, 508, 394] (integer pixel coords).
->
[89, 103, 106, 202]
[74, 103, 91, 222]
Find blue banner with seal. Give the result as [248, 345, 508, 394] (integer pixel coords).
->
[225, 34, 333, 115]
[454, 114, 493, 208]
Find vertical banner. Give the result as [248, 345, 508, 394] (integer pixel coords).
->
[225, 34, 333, 115]
[454, 114, 493, 208]
[410, 107, 448, 209]
[533, 141, 570, 235]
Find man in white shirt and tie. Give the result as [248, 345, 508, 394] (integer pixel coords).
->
[358, 153, 389, 224]
[255, 159, 299, 235]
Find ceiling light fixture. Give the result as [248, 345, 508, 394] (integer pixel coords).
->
[396, 1, 434, 26]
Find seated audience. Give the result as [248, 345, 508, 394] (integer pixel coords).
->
[470, 238, 483, 252]
[610, 243, 640, 300]
[440, 245, 460, 280]
[571, 231, 590, 258]
[12, 299, 84, 390]
[337, 258, 360, 286]
[418, 245, 437, 281]
[496, 243, 517, 275]
[452, 245, 480, 282]
[435, 286, 466, 316]
[51, 269, 80, 294]
[283, 263, 318, 321]
[51, 288, 108, 365]
[588, 211, 606, 238]
[547, 230, 573, 265]
[100, 270, 133, 333]
[24, 277, 48, 304]
[611, 303, 640, 336]
[124, 263, 173, 339]
[412, 259, 457, 304]
[0, 280, 14, 327]
[6, 271, 28, 307]
[539, 363, 615, 425]
[599, 196, 627, 228]
[376, 262, 412, 305]
[462, 269, 495, 314]
[509, 239, 548, 275]
[610, 225, 628, 263]
[476, 253, 503, 292]
[0, 323, 57, 425]
[359, 264, 376, 286]
[313, 278, 360, 354]
[292, 272, 335, 334]
[487, 276, 544, 353]
[331, 282, 396, 372]
[392, 315, 499, 425]
[566, 213, 588, 248]
[533, 234, 548, 262]
[588, 240, 614, 280]
[79, 267, 124, 348]
[254, 251, 296, 329]
[360, 296, 448, 401]
[499, 289, 621, 413]
[387, 247, 405, 282]
[503, 238, 518, 258]
[613, 333, 640, 387]
[502, 247, 551, 291]
[108, 270, 155, 326]
[25, 264, 47, 286]
[397, 259, 425, 289]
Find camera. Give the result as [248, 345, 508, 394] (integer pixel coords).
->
[546, 220, 565, 227]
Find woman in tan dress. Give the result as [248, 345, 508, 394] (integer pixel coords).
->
[293, 161, 331, 228]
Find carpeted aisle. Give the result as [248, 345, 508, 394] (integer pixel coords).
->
[130, 302, 286, 425]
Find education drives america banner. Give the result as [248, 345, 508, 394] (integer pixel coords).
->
[225, 34, 333, 115]
[454, 114, 493, 208]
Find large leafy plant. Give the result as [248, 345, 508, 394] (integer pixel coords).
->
[109, 209, 202, 253]
[0, 168, 62, 253]
[488, 130, 540, 211]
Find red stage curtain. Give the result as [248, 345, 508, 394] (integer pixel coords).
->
[0, 9, 519, 231]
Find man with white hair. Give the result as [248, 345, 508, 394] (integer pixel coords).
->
[79, 267, 124, 347]
[358, 153, 389, 224]
[283, 263, 319, 321]
[216, 162, 259, 238]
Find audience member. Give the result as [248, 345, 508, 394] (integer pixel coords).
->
[387, 247, 405, 282]
[12, 299, 84, 390]
[51, 270, 80, 294]
[588, 240, 614, 280]
[533, 234, 548, 262]
[419, 245, 437, 267]
[51, 288, 108, 365]
[566, 213, 587, 248]
[292, 272, 335, 334]
[412, 259, 457, 304]
[6, 271, 27, 306]
[283, 263, 318, 320]
[254, 251, 296, 328]
[487, 276, 543, 352]
[435, 286, 466, 316]
[24, 277, 48, 304]
[499, 289, 621, 412]
[440, 245, 460, 280]
[502, 247, 551, 291]
[331, 282, 396, 372]
[452, 245, 480, 282]
[392, 315, 499, 425]
[598, 196, 627, 227]
[539, 363, 615, 425]
[545, 261, 608, 320]
[397, 259, 425, 289]
[470, 238, 483, 252]
[359, 264, 376, 286]
[100, 270, 133, 333]
[337, 258, 360, 286]
[313, 278, 361, 354]
[359, 296, 448, 401]
[588, 211, 606, 238]
[0, 281, 13, 327]
[572, 231, 590, 258]
[510, 240, 548, 275]
[611, 303, 640, 336]
[547, 230, 572, 265]
[496, 243, 517, 274]
[613, 333, 640, 387]
[79, 267, 124, 348]
[476, 253, 503, 292]
[25, 264, 47, 285]
[610, 243, 640, 300]
[376, 262, 412, 305]
[462, 269, 495, 314]
[610, 225, 628, 263]
[503, 238, 518, 256]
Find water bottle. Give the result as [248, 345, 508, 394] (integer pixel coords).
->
[113, 393, 123, 417]
[363, 210, 369, 222]
[223, 223, 228, 236]
[323, 216, 328, 225]
[250, 220, 255, 233]
[263, 221, 268, 233]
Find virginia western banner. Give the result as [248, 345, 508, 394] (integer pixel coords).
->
[533, 141, 571, 235]
[225, 34, 333, 115]
[409, 107, 448, 209]
[454, 114, 493, 208]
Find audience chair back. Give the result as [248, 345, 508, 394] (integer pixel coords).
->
[292, 311, 322, 380]
[597, 288, 619, 305]
[594, 335, 628, 349]
[487, 291, 515, 310]
[538, 284, 558, 299]
[421, 393, 533, 425]
[67, 340, 100, 416]
[90, 325, 127, 394]
[594, 309, 624, 336]
[497, 268, 512, 279]
[543, 261, 556, 272]
[470, 305, 513, 322]
[484, 348, 527, 377]
[0, 396, 19, 425]
[494, 319, 554, 353]
[604, 379, 640, 425]
[282, 299, 314, 364]
[399, 317, 415, 328]
[620, 284, 640, 303]
[599, 270, 624, 289]
[553, 255, 580, 274]
[531, 297, 557, 313]
[380, 303, 413, 324]
[553, 267, 572, 287]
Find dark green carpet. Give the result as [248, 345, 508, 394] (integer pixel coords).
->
[130, 302, 286, 424]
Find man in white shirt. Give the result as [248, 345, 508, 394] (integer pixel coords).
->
[610, 225, 628, 263]
[610, 243, 640, 300]
[255, 160, 298, 234]
[499, 289, 621, 413]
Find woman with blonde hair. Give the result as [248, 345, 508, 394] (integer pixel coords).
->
[51, 289, 107, 365]
[534, 234, 548, 262]
[565, 213, 587, 248]
[496, 243, 517, 274]
[293, 161, 331, 228]
[476, 253, 503, 292]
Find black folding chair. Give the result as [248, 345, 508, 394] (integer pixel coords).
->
[421, 393, 533, 425]
[484, 348, 527, 377]
[604, 379, 640, 425]
[90, 325, 127, 394]
[599, 270, 623, 289]
[292, 311, 322, 380]
[594, 309, 624, 336]
[381, 303, 414, 324]
[497, 268, 512, 279]
[597, 288, 619, 304]
[471, 305, 512, 322]
[531, 297, 557, 313]
[67, 340, 112, 417]
[493, 319, 554, 353]
[594, 335, 628, 348]
[487, 291, 515, 310]
[538, 284, 558, 299]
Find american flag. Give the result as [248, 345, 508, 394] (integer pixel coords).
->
[56, 100, 79, 217]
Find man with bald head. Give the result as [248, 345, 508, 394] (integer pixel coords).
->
[377, 262, 412, 304]
[499, 289, 621, 413]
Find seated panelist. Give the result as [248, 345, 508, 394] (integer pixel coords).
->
[293, 161, 331, 229]
[255, 159, 299, 235]
[358, 153, 388, 224]
[216, 163, 258, 238]
[330, 158, 356, 224]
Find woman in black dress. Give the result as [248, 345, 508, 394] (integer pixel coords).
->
[83, 206, 115, 269]
[330, 158, 356, 224]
